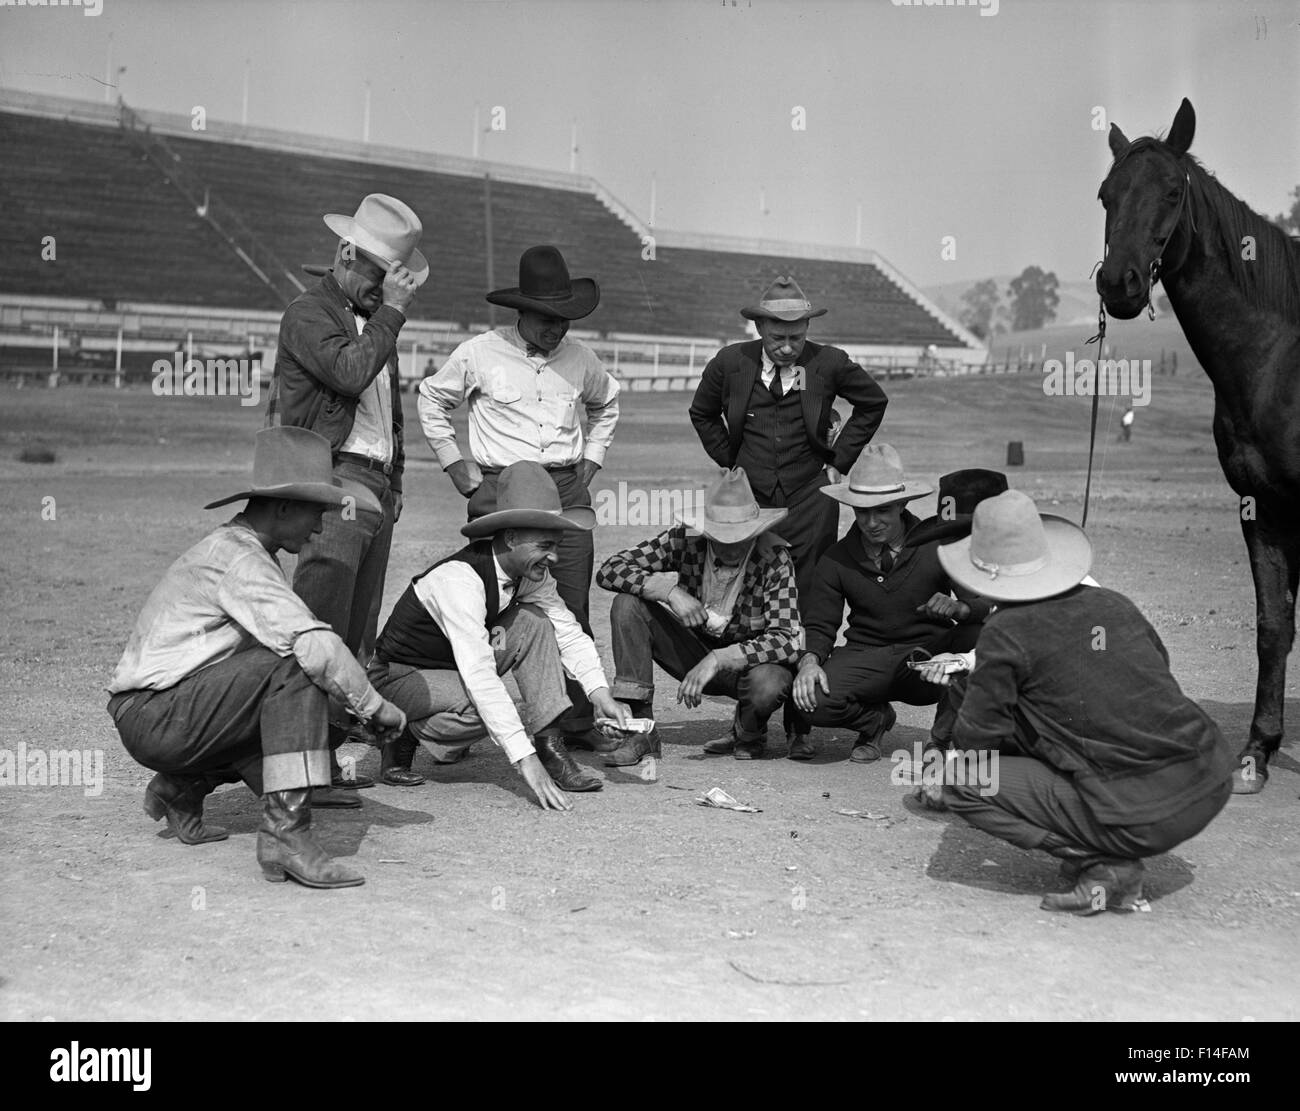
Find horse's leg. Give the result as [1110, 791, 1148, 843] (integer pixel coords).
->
[1232, 506, 1298, 794]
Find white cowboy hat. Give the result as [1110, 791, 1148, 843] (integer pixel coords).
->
[677, 467, 788, 544]
[821, 443, 933, 508]
[938, 490, 1093, 602]
[462, 462, 596, 538]
[323, 194, 429, 286]
[204, 427, 381, 514]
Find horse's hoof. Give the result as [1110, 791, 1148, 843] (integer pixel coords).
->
[1230, 766, 1267, 795]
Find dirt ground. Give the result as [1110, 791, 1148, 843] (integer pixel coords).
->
[2, 359, 1298, 1022]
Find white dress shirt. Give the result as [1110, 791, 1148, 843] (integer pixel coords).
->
[418, 325, 620, 470]
[411, 552, 609, 763]
[760, 351, 801, 394]
[338, 313, 395, 463]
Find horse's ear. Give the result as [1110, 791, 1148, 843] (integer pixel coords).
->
[1108, 123, 1129, 160]
[1167, 98, 1195, 155]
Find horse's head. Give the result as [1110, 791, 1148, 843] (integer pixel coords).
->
[1096, 98, 1196, 319]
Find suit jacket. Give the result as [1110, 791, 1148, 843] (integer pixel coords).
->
[268, 272, 407, 492]
[688, 339, 887, 476]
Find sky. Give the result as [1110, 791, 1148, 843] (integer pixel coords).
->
[1, 0, 1297, 290]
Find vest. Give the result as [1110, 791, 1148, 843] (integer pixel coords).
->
[735, 377, 821, 499]
[375, 540, 515, 670]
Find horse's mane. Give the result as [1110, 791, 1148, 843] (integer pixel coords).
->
[1121, 137, 1300, 323]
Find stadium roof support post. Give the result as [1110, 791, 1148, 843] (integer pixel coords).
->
[483, 173, 496, 329]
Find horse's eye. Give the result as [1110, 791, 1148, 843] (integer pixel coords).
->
[1166, 189, 1181, 201]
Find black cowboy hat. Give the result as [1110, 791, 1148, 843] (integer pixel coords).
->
[903, 468, 1009, 547]
[486, 245, 600, 320]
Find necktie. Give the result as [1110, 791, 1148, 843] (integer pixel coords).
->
[880, 547, 895, 574]
[769, 367, 784, 400]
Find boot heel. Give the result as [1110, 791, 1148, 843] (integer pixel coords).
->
[142, 790, 166, 821]
[261, 862, 288, 883]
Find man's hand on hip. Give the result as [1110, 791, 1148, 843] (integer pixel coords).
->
[515, 753, 572, 811]
[446, 459, 484, 497]
[382, 261, 418, 314]
[576, 459, 601, 488]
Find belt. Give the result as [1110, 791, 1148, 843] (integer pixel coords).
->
[480, 462, 577, 476]
[337, 452, 393, 476]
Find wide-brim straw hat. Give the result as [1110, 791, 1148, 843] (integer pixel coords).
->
[740, 275, 827, 323]
[323, 193, 429, 286]
[677, 467, 787, 543]
[462, 461, 596, 537]
[204, 427, 382, 514]
[822, 443, 933, 508]
[903, 468, 1009, 547]
[485, 245, 599, 320]
[938, 490, 1092, 602]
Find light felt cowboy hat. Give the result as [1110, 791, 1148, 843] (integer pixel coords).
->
[677, 467, 788, 544]
[903, 468, 1009, 547]
[462, 461, 597, 538]
[740, 275, 827, 323]
[822, 443, 933, 508]
[204, 427, 382, 514]
[323, 194, 429, 286]
[938, 490, 1092, 603]
[485, 245, 600, 320]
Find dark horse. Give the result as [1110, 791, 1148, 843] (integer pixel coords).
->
[1096, 98, 1300, 795]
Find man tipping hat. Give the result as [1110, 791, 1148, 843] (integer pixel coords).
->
[690, 275, 889, 756]
[106, 428, 408, 889]
[418, 245, 620, 752]
[922, 490, 1234, 915]
[367, 461, 631, 807]
[268, 193, 426, 789]
[597, 467, 803, 761]
[791, 445, 991, 763]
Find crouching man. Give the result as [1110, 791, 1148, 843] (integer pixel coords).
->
[596, 467, 802, 761]
[106, 428, 408, 889]
[368, 461, 629, 807]
[927, 490, 1235, 915]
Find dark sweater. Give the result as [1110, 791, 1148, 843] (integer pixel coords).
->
[955, 585, 1234, 824]
[803, 515, 985, 660]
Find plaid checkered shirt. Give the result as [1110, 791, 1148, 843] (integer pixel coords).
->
[596, 525, 802, 668]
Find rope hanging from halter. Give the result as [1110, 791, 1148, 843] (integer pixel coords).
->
[1083, 159, 1193, 529]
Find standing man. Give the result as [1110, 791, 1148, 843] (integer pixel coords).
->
[269, 193, 426, 790]
[690, 275, 889, 754]
[419, 245, 620, 749]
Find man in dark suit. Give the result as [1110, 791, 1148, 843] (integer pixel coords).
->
[689, 276, 889, 758]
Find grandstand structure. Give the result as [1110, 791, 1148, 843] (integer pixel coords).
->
[0, 88, 984, 390]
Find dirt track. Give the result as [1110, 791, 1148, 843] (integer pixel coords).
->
[2, 369, 1298, 1021]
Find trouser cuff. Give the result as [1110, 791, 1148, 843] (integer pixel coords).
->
[263, 750, 330, 793]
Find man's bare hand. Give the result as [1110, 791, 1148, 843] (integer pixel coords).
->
[667, 585, 709, 628]
[446, 459, 484, 498]
[911, 652, 970, 687]
[515, 753, 572, 811]
[392, 491, 404, 522]
[370, 700, 407, 744]
[382, 261, 418, 313]
[917, 592, 969, 622]
[589, 688, 629, 729]
[677, 652, 720, 708]
[793, 655, 829, 714]
[575, 459, 600, 488]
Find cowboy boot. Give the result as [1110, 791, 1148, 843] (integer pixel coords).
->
[535, 732, 603, 791]
[1040, 858, 1145, 915]
[143, 772, 228, 844]
[380, 729, 426, 787]
[1039, 833, 1099, 886]
[256, 788, 365, 889]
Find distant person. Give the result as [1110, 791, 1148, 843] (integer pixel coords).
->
[418, 246, 620, 751]
[689, 276, 889, 757]
[267, 193, 426, 792]
[367, 462, 629, 802]
[791, 447, 992, 763]
[923, 490, 1234, 915]
[1120, 406, 1134, 442]
[106, 428, 408, 889]
[596, 467, 802, 761]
